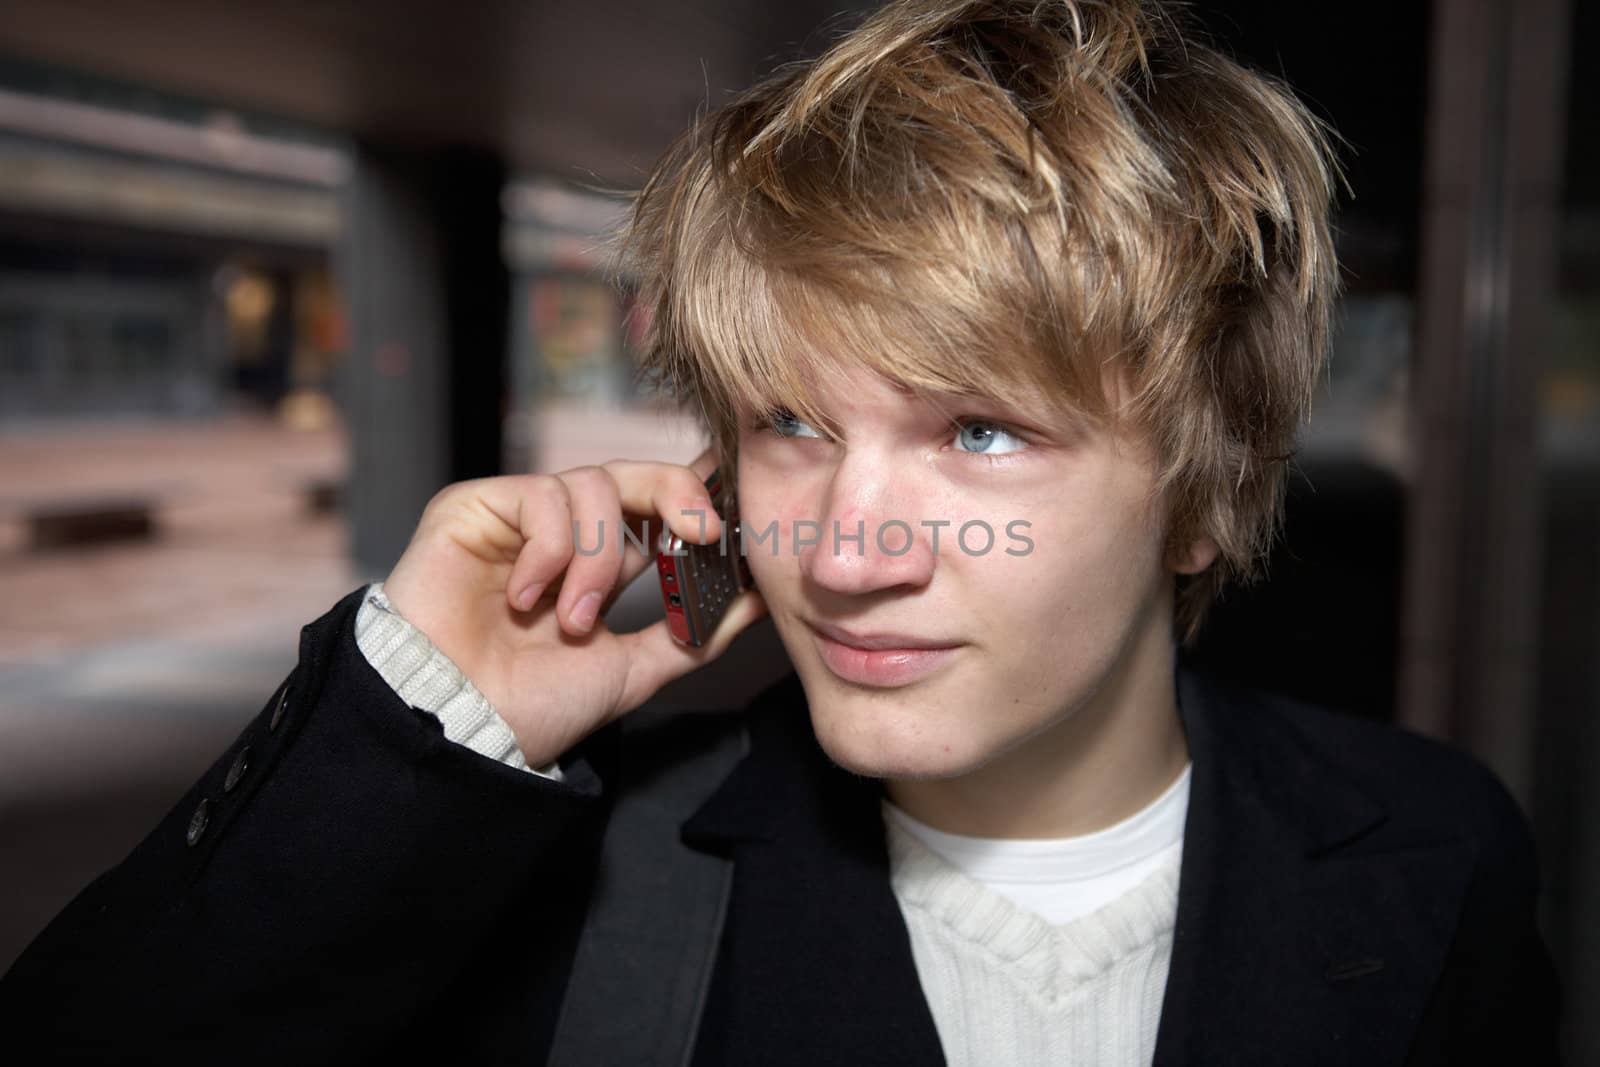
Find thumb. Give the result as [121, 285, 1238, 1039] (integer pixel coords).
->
[613, 588, 769, 711]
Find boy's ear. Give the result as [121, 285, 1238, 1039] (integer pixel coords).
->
[1168, 535, 1220, 576]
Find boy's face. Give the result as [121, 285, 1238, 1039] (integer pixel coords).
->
[735, 361, 1202, 781]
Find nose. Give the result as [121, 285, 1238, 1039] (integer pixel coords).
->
[798, 454, 937, 596]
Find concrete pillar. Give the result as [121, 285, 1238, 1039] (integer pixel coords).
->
[338, 146, 508, 578]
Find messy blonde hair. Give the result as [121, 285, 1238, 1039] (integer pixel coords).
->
[615, 0, 1341, 642]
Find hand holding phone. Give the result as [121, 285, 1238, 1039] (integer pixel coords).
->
[381, 451, 766, 767]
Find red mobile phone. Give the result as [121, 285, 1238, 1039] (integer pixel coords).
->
[656, 467, 754, 646]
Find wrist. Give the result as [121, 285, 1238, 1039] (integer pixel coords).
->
[358, 583, 562, 779]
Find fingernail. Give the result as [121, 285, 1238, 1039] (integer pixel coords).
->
[570, 591, 603, 631]
[516, 584, 541, 611]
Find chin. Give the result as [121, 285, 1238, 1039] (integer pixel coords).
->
[801, 683, 998, 781]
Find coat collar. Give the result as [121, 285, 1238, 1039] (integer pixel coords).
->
[683, 665, 1474, 1065]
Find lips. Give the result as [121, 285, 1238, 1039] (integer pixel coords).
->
[806, 620, 962, 687]
[806, 619, 961, 651]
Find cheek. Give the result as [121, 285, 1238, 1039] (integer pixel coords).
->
[983, 477, 1166, 627]
[744, 530, 791, 592]
[735, 463, 811, 587]
[965, 545, 1074, 643]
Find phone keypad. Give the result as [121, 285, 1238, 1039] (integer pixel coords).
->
[659, 472, 751, 647]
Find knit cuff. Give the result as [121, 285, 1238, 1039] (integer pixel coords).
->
[355, 582, 562, 781]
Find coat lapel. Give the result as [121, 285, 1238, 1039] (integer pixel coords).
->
[682, 673, 946, 1066]
[1152, 668, 1476, 1066]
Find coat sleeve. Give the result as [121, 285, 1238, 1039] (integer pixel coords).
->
[0, 586, 613, 1065]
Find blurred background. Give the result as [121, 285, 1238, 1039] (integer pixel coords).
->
[0, 0, 1592, 1057]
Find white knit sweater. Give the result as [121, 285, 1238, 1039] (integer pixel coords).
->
[355, 582, 556, 778]
[354, 580, 1180, 1062]
[887, 819, 1179, 1066]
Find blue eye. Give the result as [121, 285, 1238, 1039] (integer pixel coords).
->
[953, 419, 1027, 455]
[768, 409, 822, 438]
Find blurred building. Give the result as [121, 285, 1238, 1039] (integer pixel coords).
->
[502, 177, 705, 475]
[0, 62, 346, 426]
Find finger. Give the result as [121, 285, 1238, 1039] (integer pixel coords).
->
[551, 466, 627, 634]
[686, 445, 719, 481]
[600, 458, 723, 546]
[588, 513, 666, 613]
[496, 474, 575, 612]
[612, 587, 769, 713]
[612, 512, 658, 591]
[697, 586, 768, 658]
[606, 448, 734, 610]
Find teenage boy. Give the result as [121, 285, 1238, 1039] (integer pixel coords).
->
[0, 0, 1560, 1063]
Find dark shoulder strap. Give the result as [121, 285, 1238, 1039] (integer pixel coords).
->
[546, 710, 747, 1067]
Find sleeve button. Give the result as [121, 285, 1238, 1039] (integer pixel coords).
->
[269, 685, 291, 732]
[185, 799, 211, 847]
[224, 746, 251, 793]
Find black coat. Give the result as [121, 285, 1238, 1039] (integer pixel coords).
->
[0, 587, 1562, 1064]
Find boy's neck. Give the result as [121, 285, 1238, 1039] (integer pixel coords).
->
[884, 619, 1189, 841]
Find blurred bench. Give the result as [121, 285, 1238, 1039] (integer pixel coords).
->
[26, 495, 157, 550]
[302, 476, 343, 516]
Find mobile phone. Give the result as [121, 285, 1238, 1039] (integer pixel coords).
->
[656, 467, 754, 646]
